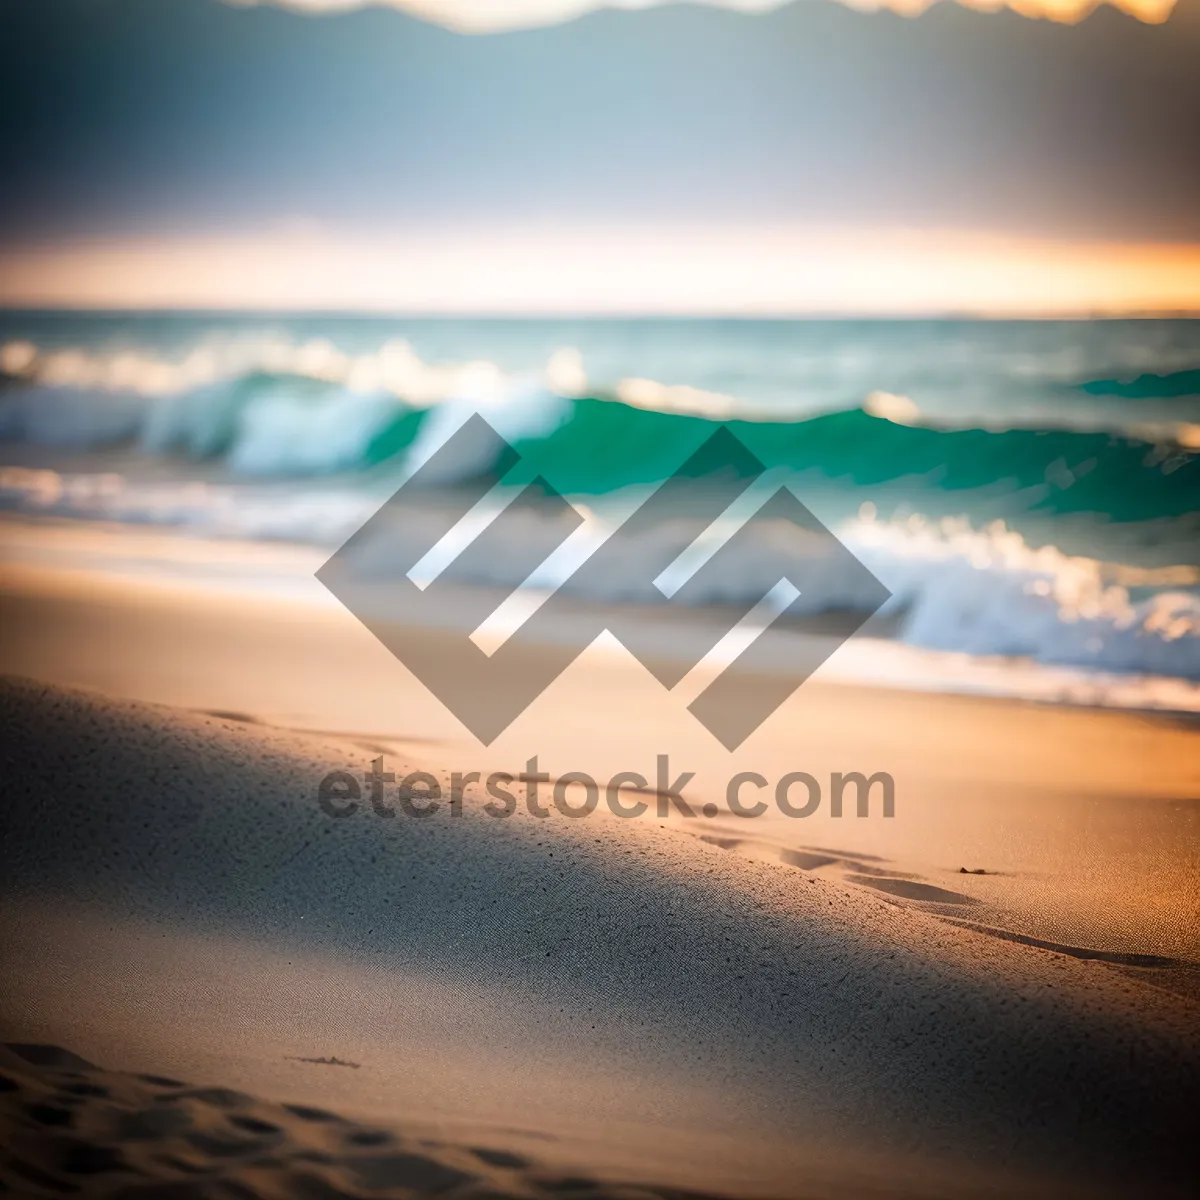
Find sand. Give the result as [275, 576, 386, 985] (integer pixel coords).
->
[2, 1040, 691, 1200]
[1, 531, 1199, 1197]
[2, 541, 1198, 964]
[1, 671, 1198, 1199]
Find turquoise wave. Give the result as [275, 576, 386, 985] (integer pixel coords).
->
[4, 365, 1198, 523]
[1078, 368, 1200, 401]
[384, 398, 1199, 523]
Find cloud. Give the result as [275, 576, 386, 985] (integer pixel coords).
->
[225, 0, 1176, 33]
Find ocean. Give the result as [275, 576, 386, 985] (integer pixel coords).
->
[1, 312, 1198, 706]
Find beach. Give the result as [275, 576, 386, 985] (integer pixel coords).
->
[4, 0, 1200, 1192]
[2, 312, 1199, 1198]
[2, 529, 1198, 1199]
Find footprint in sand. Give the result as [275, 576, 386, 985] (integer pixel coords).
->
[843, 874, 978, 905]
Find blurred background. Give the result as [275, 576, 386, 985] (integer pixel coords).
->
[1, 0, 1198, 709]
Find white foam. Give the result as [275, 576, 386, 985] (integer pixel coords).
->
[846, 513, 1200, 680]
[0, 336, 581, 477]
[4, 454, 1197, 683]
[401, 377, 571, 484]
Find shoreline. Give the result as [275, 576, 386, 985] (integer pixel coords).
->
[2, 535, 1198, 965]
[1, 512, 1198, 1196]
[2, 513, 1199, 719]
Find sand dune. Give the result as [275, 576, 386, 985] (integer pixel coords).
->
[1, 675, 1197, 1198]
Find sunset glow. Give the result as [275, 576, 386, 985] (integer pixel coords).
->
[4, 227, 1198, 315]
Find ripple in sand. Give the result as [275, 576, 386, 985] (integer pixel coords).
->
[0, 1043, 745, 1200]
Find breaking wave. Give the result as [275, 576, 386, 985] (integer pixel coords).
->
[2, 334, 1198, 686]
[1, 338, 1198, 526]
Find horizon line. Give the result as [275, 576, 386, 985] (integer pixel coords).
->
[3, 303, 1198, 321]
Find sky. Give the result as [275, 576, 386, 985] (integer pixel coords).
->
[1, 0, 1197, 313]
[224, 1, 1178, 30]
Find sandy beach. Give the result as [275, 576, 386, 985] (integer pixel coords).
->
[1, 534, 1198, 1199]
[3, 1, 1200, 1193]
